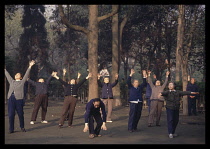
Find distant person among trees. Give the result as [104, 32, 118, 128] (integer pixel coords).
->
[53, 72, 92, 128]
[97, 73, 119, 123]
[27, 71, 56, 125]
[127, 69, 147, 132]
[83, 98, 107, 139]
[159, 82, 199, 139]
[147, 70, 170, 127]
[186, 77, 199, 116]
[5, 60, 35, 133]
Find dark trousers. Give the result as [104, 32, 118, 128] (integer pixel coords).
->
[88, 112, 103, 135]
[188, 98, 197, 115]
[8, 94, 24, 132]
[31, 94, 48, 121]
[59, 96, 77, 126]
[166, 108, 179, 134]
[128, 102, 143, 131]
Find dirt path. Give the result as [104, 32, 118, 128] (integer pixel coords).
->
[4, 100, 205, 144]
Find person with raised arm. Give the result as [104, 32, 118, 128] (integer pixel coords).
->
[5, 60, 35, 133]
[147, 70, 170, 127]
[127, 69, 147, 132]
[97, 73, 118, 122]
[53, 71, 92, 128]
[28, 71, 57, 125]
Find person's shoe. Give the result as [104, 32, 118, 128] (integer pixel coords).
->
[169, 133, 173, 138]
[30, 121, 35, 124]
[89, 134, 95, 139]
[21, 128, 26, 132]
[148, 124, 152, 127]
[58, 124, 63, 129]
[9, 131, 14, 134]
[68, 125, 74, 128]
[156, 124, 161, 127]
[173, 133, 178, 137]
[94, 134, 102, 137]
[128, 130, 133, 133]
[106, 121, 113, 123]
[41, 120, 48, 124]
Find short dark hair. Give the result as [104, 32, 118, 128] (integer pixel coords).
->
[93, 98, 101, 102]
[168, 81, 176, 88]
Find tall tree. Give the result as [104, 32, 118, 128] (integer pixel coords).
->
[58, 5, 118, 100]
[179, 5, 199, 115]
[111, 5, 121, 106]
[175, 5, 185, 82]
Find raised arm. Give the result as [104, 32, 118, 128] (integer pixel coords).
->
[111, 73, 119, 87]
[162, 71, 170, 88]
[77, 73, 92, 88]
[147, 70, 154, 88]
[53, 73, 68, 86]
[127, 69, 135, 89]
[22, 60, 35, 82]
[97, 74, 103, 88]
[46, 71, 56, 85]
[5, 69, 14, 84]
[139, 70, 147, 88]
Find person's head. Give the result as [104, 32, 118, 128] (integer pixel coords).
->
[168, 82, 175, 90]
[38, 78, 45, 83]
[190, 78, 196, 84]
[155, 80, 161, 86]
[103, 77, 110, 83]
[133, 80, 139, 88]
[15, 73, 22, 80]
[68, 79, 76, 84]
[93, 98, 101, 108]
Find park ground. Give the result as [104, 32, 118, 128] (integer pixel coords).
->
[4, 99, 205, 144]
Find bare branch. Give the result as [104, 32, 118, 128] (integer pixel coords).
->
[97, 5, 119, 22]
[58, 5, 89, 35]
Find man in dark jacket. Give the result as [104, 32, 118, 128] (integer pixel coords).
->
[127, 69, 147, 132]
[186, 78, 199, 116]
[97, 73, 118, 122]
[83, 98, 107, 138]
[53, 72, 92, 128]
[28, 71, 56, 124]
[160, 82, 199, 138]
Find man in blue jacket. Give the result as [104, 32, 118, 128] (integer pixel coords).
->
[186, 78, 199, 116]
[127, 69, 147, 132]
[83, 98, 107, 139]
[98, 73, 118, 122]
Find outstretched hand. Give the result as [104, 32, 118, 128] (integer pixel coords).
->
[115, 73, 119, 80]
[86, 73, 92, 79]
[166, 71, 170, 77]
[101, 122, 107, 130]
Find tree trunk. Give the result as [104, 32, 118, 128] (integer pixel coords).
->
[181, 59, 188, 115]
[111, 5, 121, 107]
[87, 5, 99, 100]
[175, 5, 185, 82]
[5, 75, 7, 104]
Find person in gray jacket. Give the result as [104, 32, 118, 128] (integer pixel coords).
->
[147, 70, 170, 127]
[5, 60, 35, 133]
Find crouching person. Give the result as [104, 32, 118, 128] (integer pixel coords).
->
[83, 98, 107, 139]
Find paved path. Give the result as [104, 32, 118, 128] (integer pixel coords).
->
[5, 100, 205, 144]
